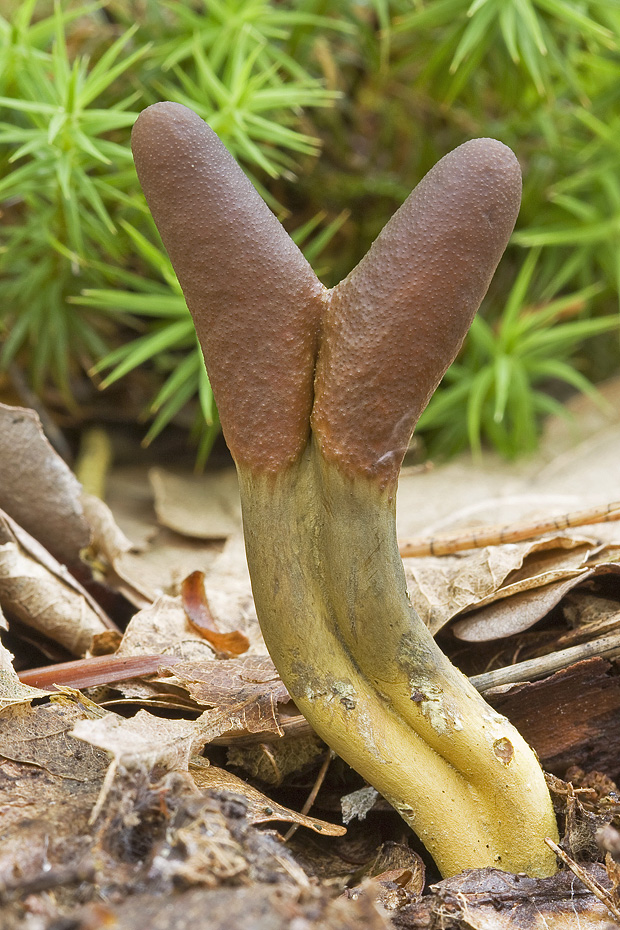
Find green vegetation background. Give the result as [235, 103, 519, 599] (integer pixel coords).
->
[1, 0, 619, 463]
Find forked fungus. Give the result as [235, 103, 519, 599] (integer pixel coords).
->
[132, 101, 559, 878]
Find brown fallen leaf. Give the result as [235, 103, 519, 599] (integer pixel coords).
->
[72, 708, 197, 773]
[150, 466, 241, 539]
[454, 558, 620, 642]
[99, 465, 226, 607]
[0, 402, 90, 567]
[0, 700, 108, 899]
[202, 534, 262, 650]
[189, 756, 346, 836]
[182, 570, 250, 657]
[452, 573, 591, 641]
[405, 532, 598, 635]
[0, 517, 111, 654]
[160, 656, 290, 744]
[347, 841, 425, 910]
[557, 594, 620, 650]
[117, 595, 218, 664]
[80, 490, 135, 567]
[159, 656, 288, 706]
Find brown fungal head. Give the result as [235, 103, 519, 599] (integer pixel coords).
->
[131, 102, 325, 474]
[311, 139, 522, 489]
[133, 106, 521, 489]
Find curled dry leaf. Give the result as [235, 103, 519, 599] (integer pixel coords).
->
[101, 466, 227, 607]
[182, 570, 250, 657]
[405, 532, 599, 635]
[0, 516, 110, 654]
[557, 594, 620, 650]
[454, 549, 620, 643]
[346, 842, 425, 911]
[453, 574, 591, 642]
[80, 491, 135, 567]
[0, 541, 107, 655]
[0, 403, 91, 566]
[202, 534, 263, 651]
[189, 757, 346, 836]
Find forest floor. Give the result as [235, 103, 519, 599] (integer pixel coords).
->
[1, 381, 620, 928]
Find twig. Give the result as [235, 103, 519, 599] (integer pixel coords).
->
[283, 748, 333, 842]
[18, 654, 183, 690]
[399, 500, 620, 558]
[545, 837, 620, 923]
[470, 629, 620, 692]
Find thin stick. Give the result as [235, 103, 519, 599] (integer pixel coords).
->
[18, 654, 183, 690]
[399, 500, 620, 558]
[544, 837, 620, 923]
[470, 628, 620, 692]
[283, 749, 333, 842]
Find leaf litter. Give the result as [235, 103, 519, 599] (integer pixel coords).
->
[2, 386, 620, 926]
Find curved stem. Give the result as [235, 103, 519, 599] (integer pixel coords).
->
[239, 438, 558, 878]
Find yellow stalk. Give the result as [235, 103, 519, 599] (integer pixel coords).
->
[239, 438, 558, 877]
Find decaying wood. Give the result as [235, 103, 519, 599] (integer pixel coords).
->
[486, 657, 620, 778]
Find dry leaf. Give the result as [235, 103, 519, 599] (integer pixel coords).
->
[162, 656, 289, 744]
[150, 467, 241, 539]
[341, 786, 380, 824]
[81, 490, 135, 566]
[559, 595, 620, 649]
[0, 700, 108, 896]
[182, 570, 250, 657]
[0, 698, 106, 779]
[453, 574, 589, 641]
[159, 656, 287, 707]
[189, 757, 346, 836]
[203, 534, 263, 651]
[117, 595, 217, 663]
[454, 554, 620, 642]
[101, 467, 225, 606]
[226, 732, 325, 784]
[405, 533, 598, 635]
[0, 402, 90, 565]
[0, 640, 50, 710]
[72, 708, 196, 772]
[0, 538, 109, 654]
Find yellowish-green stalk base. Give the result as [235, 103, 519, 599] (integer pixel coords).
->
[239, 439, 558, 878]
